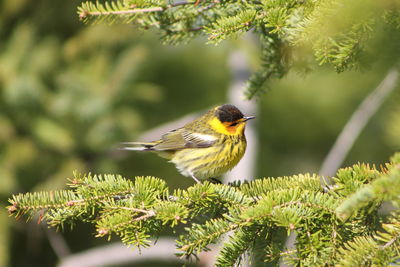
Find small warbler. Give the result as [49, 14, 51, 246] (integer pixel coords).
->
[122, 104, 255, 183]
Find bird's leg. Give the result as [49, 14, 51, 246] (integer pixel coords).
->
[190, 174, 201, 184]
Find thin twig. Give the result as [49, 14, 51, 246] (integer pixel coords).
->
[273, 200, 335, 214]
[107, 206, 155, 215]
[380, 234, 400, 249]
[97, 209, 156, 237]
[132, 212, 156, 222]
[80, 1, 197, 19]
[83, 7, 163, 18]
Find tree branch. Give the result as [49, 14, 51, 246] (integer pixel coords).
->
[79, 1, 200, 20]
[319, 68, 399, 177]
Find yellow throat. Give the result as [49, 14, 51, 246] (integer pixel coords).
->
[208, 117, 246, 136]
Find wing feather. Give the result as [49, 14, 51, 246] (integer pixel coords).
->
[153, 128, 217, 151]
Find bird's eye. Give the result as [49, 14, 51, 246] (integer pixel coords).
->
[230, 122, 238, 127]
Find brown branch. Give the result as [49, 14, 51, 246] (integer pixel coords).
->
[106, 206, 155, 215]
[81, 7, 163, 19]
[380, 234, 400, 250]
[65, 190, 134, 206]
[273, 200, 336, 214]
[97, 208, 156, 236]
[279, 249, 297, 256]
[132, 211, 156, 222]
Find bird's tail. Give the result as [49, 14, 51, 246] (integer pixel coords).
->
[120, 141, 159, 151]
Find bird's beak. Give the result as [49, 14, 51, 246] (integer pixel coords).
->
[243, 116, 256, 122]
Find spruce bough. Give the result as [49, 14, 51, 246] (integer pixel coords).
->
[77, 0, 400, 98]
[7, 153, 400, 266]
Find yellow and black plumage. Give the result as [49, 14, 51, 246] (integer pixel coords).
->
[122, 104, 255, 183]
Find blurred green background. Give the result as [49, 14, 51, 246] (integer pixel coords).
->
[0, 0, 399, 266]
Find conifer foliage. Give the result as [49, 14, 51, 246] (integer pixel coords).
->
[77, 0, 400, 97]
[8, 153, 400, 266]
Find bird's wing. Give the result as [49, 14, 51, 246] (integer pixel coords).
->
[153, 128, 217, 151]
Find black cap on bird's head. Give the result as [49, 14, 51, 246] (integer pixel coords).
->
[215, 104, 256, 125]
[216, 104, 244, 122]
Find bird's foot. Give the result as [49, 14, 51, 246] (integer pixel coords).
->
[206, 177, 222, 184]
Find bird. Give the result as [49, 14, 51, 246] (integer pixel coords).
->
[121, 104, 255, 183]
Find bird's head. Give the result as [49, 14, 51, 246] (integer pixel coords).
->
[208, 104, 255, 135]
